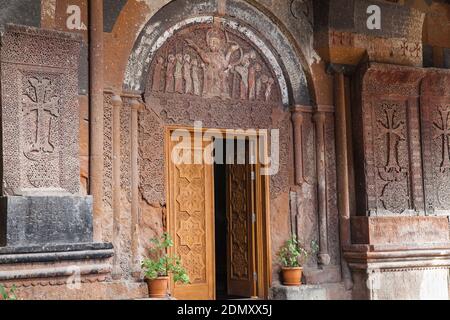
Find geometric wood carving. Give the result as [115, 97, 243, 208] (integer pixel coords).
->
[228, 163, 250, 280]
[175, 164, 207, 284]
[167, 132, 215, 300]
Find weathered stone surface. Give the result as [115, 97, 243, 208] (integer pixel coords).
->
[353, 63, 426, 216]
[0, 24, 82, 196]
[0, 242, 112, 255]
[350, 63, 450, 299]
[8, 281, 148, 301]
[0, 25, 97, 254]
[347, 248, 450, 300]
[420, 70, 450, 214]
[351, 216, 450, 245]
[270, 283, 351, 300]
[1, 196, 93, 247]
[0, 244, 113, 265]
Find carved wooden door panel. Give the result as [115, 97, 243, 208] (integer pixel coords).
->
[167, 132, 215, 300]
[226, 158, 256, 297]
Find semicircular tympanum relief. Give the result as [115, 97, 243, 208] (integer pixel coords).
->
[147, 24, 281, 104]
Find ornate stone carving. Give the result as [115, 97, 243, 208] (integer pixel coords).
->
[375, 102, 410, 214]
[147, 25, 280, 103]
[22, 77, 60, 157]
[421, 71, 450, 215]
[354, 64, 425, 216]
[1, 25, 81, 195]
[377, 103, 407, 181]
[433, 106, 450, 173]
[0, 25, 94, 248]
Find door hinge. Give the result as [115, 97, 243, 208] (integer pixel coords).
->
[251, 171, 256, 181]
[252, 213, 256, 224]
[253, 271, 258, 281]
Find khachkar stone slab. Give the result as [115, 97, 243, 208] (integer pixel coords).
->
[0, 24, 93, 249]
[1, 24, 80, 196]
[420, 70, 450, 215]
[352, 63, 425, 216]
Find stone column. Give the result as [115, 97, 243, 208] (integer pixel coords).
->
[313, 107, 331, 266]
[334, 72, 353, 289]
[89, 0, 105, 242]
[111, 95, 122, 280]
[291, 106, 305, 186]
[130, 99, 143, 278]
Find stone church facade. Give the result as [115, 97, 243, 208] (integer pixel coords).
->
[0, 0, 449, 300]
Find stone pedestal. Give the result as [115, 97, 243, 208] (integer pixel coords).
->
[345, 216, 450, 300]
[269, 283, 351, 300]
[1, 196, 93, 247]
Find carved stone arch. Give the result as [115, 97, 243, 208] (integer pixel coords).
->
[123, 0, 313, 107]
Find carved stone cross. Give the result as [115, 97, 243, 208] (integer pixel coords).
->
[433, 106, 450, 172]
[22, 77, 60, 155]
[378, 104, 405, 174]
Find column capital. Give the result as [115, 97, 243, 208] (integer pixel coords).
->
[291, 104, 313, 113]
[315, 104, 335, 113]
[130, 99, 144, 112]
[313, 110, 326, 124]
[110, 94, 123, 107]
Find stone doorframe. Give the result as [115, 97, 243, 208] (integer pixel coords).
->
[164, 125, 272, 299]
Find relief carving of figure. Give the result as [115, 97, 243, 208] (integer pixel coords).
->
[191, 59, 201, 96]
[152, 56, 165, 92]
[185, 29, 240, 99]
[265, 77, 274, 102]
[183, 54, 193, 94]
[234, 51, 255, 100]
[166, 54, 176, 93]
[174, 53, 184, 94]
[248, 62, 260, 101]
[256, 71, 265, 100]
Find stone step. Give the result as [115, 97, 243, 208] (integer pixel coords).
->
[270, 282, 352, 300]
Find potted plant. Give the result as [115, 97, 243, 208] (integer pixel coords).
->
[278, 236, 315, 286]
[141, 233, 190, 298]
[0, 284, 17, 301]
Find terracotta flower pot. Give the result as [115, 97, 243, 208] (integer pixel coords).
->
[281, 267, 303, 286]
[146, 276, 169, 298]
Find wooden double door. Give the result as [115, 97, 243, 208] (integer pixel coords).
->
[165, 128, 269, 300]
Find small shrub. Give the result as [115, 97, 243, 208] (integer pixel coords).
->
[141, 233, 190, 284]
[0, 284, 17, 301]
[278, 236, 319, 268]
